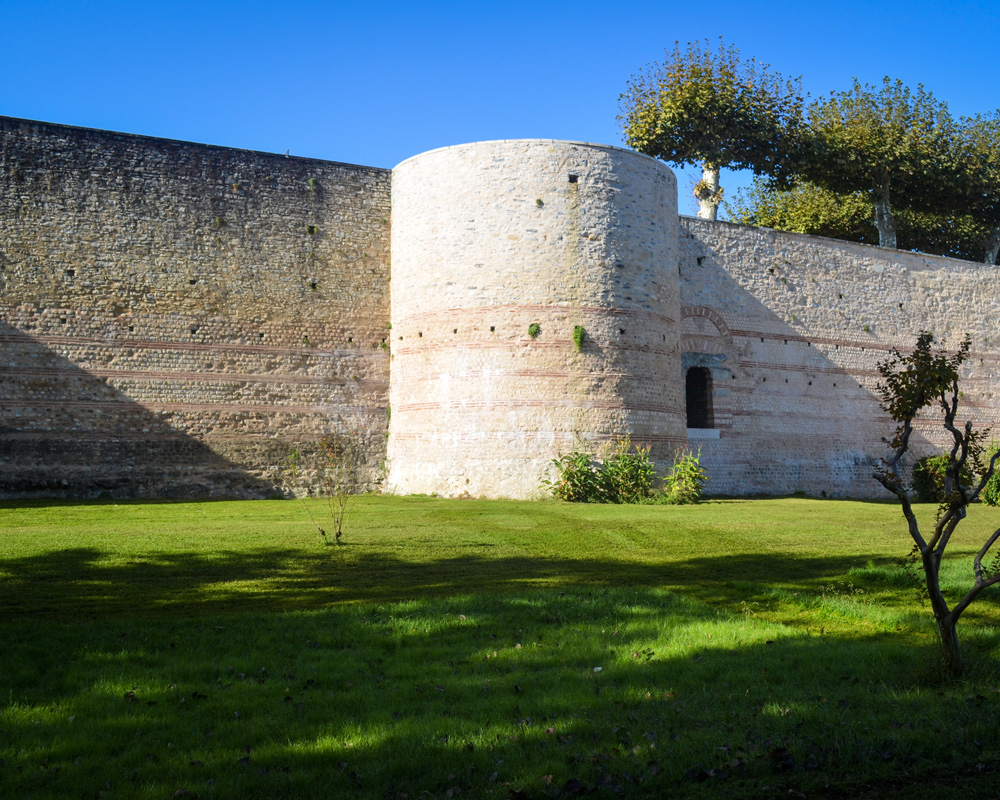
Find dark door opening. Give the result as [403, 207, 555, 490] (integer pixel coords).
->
[685, 367, 713, 428]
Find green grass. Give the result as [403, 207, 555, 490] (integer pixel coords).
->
[2, 497, 1000, 798]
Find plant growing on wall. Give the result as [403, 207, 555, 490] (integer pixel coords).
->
[528, 323, 541, 338]
[572, 325, 585, 352]
[874, 331, 1000, 676]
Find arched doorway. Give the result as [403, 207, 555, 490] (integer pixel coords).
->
[686, 366, 713, 429]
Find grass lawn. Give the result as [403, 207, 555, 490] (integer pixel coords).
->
[2, 496, 1000, 798]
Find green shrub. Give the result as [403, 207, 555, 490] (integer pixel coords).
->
[911, 452, 976, 503]
[661, 447, 707, 504]
[982, 442, 1000, 506]
[544, 438, 704, 504]
[528, 323, 541, 338]
[542, 451, 606, 502]
[602, 436, 656, 503]
[572, 325, 585, 352]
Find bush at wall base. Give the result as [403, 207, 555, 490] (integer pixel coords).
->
[543, 440, 706, 504]
[659, 448, 707, 504]
[911, 453, 976, 503]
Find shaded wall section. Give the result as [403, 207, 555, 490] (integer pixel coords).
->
[0, 117, 391, 498]
[679, 217, 1000, 498]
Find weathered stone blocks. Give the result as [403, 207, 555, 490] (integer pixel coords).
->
[388, 140, 686, 497]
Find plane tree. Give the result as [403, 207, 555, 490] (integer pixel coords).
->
[957, 111, 1000, 264]
[798, 78, 961, 249]
[618, 38, 803, 221]
[728, 177, 987, 261]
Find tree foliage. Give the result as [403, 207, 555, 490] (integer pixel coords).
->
[874, 332, 1000, 676]
[798, 78, 961, 249]
[958, 111, 1000, 263]
[618, 38, 802, 220]
[728, 177, 988, 261]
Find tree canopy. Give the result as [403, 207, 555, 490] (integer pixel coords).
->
[622, 44, 1000, 262]
[958, 112, 1000, 263]
[618, 38, 803, 221]
[796, 78, 962, 249]
[728, 178, 988, 262]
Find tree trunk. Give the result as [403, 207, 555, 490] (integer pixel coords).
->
[873, 186, 897, 249]
[694, 164, 722, 221]
[938, 615, 963, 677]
[985, 226, 1000, 265]
[924, 552, 964, 676]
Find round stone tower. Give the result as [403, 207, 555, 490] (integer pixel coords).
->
[387, 139, 685, 498]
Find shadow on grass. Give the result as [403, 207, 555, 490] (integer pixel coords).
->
[1, 587, 997, 800]
[0, 544, 905, 621]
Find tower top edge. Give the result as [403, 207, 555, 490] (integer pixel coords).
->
[393, 139, 668, 172]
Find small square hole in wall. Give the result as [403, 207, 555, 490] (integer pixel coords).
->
[128, 326, 134, 332]
[418, 331, 423, 337]
[697, 257, 705, 266]
[619, 329, 625, 335]
[190, 327, 198, 335]
[453, 328, 458, 334]
[189, 278, 198, 285]
[59, 317, 67, 324]
[490, 326, 495, 333]
[348, 337, 353, 343]
[568, 174, 579, 183]
[65, 269, 75, 277]
[258, 332, 265, 340]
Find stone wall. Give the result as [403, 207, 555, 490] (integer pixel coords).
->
[678, 217, 1000, 497]
[5, 117, 997, 502]
[0, 116, 391, 498]
[388, 140, 685, 497]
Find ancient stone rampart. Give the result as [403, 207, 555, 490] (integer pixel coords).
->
[679, 218, 1000, 497]
[387, 140, 685, 497]
[0, 116, 391, 498]
[3, 116, 998, 500]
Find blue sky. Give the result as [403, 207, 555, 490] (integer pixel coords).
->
[4, 0, 998, 215]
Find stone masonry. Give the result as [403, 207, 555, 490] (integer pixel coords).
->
[388, 140, 685, 497]
[2, 116, 996, 499]
[0, 117, 390, 498]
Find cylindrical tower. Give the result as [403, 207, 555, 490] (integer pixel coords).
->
[387, 139, 684, 498]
